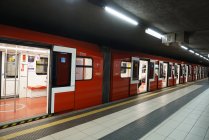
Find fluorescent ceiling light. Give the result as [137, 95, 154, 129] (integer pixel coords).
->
[104, 6, 138, 26]
[195, 53, 200, 56]
[189, 50, 194, 54]
[145, 28, 163, 39]
[181, 45, 188, 50]
[0, 46, 48, 53]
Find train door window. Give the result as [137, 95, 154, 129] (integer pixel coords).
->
[175, 65, 178, 77]
[185, 65, 189, 82]
[155, 62, 159, 77]
[168, 64, 172, 78]
[52, 52, 72, 87]
[162, 63, 168, 87]
[132, 60, 139, 81]
[159, 62, 164, 78]
[121, 61, 131, 78]
[188, 65, 191, 76]
[6, 54, 19, 78]
[149, 61, 155, 80]
[175, 64, 180, 84]
[131, 57, 139, 84]
[36, 57, 48, 75]
[180, 65, 183, 76]
[76, 57, 93, 80]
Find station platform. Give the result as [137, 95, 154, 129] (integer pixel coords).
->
[0, 79, 209, 140]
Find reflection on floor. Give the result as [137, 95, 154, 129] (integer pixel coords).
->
[0, 97, 46, 123]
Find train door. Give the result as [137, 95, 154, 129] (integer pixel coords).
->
[138, 59, 148, 93]
[167, 63, 173, 86]
[185, 65, 188, 82]
[184, 65, 189, 83]
[175, 64, 180, 84]
[196, 66, 198, 80]
[162, 63, 168, 88]
[193, 66, 196, 81]
[0, 43, 50, 123]
[200, 67, 202, 79]
[52, 46, 76, 113]
[148, 60, 156, 91]
[130, 57, 140, 95]
[1, 52, 19, 99]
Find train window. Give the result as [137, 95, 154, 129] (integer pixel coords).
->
[155, 63, 159, 76]
[168, 64, 172, 77]
[180, 66, 183, 76]
[36, 57, 48, 75]
[194, 67, 196, 74]
[149, 62, 154, 79]
[76, 57, 93, 80]
[132, 60, 139, 80]
[121, 61, 131, 78]
[174, 65, 178, 77]
[52, 52, 71, 87]
[188, 66, 191, 75]
[6, 54, 19, 78]
[159, 63, 164, 78]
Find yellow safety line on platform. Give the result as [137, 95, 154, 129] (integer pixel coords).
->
[0, 81, 200, 140]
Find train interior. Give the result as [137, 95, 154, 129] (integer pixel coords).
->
[185, 65, 189, 82]
[175, 64, 180, 84]
[162, 63, 168, 88]
[138, 60, 148, 93]
[0, 43, 50, 123]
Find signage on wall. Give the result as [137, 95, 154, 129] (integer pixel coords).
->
[28, 56, 35, 71]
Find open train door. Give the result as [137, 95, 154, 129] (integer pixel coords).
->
[51, 46, 76, 113]
[130, 57, 139, 95]
[167, 63, 173, 86]
[185, 65, 189, 82]
[148, 60, 157, 91]
[175, 64, 180, 84]
[138, 59, 149, 93]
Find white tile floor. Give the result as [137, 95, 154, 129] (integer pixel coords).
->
[38, 84, 207, 140]
[141, 87, 209, 140]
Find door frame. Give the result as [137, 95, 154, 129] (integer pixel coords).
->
[0, 37, 52, 114]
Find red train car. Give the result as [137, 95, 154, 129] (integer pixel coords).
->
[0, 25, 103, 123]
[0, 24, 208, 125]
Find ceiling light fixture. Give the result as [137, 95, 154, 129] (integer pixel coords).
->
[189, 50, 194, 54]
[145, 28, 163, 39]
[181, 45, 188, 50]
[195, 53, 200, 56]
[0, 46, 48, 53]
[104, 6, 138, 26]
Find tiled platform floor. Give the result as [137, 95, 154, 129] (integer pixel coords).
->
[37, 81, 209, 140]
[0, 80, 208, 140]
[141, 84, 209, 140]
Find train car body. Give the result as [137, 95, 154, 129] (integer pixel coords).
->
[0, 24, 208, 124]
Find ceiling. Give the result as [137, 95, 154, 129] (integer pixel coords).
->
[0, 0, 209, 65]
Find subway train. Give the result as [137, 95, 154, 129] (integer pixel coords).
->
[0, 25, 208, 124]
